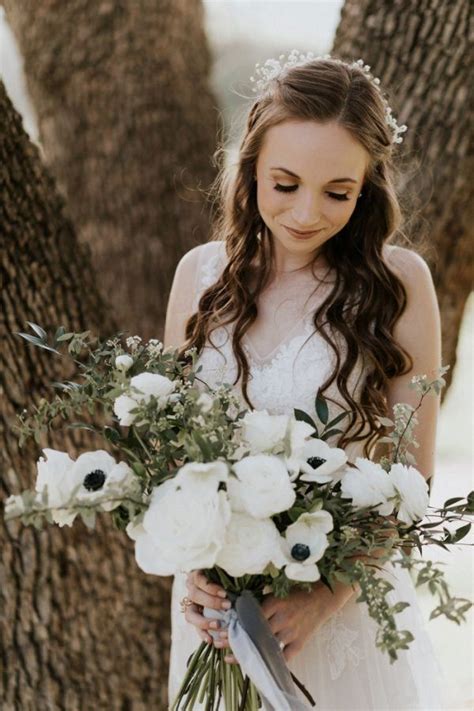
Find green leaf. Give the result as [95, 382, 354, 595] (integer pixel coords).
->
[293, 408, 317, 433]
[26, 321, 47, 339]
[315, 389, 329, 425]
[443, 497, 464, 508]
[321, 428, 343, 440]
[451, 523, 471, 543]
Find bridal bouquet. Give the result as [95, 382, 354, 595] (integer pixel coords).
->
[4, 323, 473, 711]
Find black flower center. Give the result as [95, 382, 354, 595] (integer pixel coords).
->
[291, 543, 311, 561]
[83, 469, 107, 491]
[307, 456, 326, 469]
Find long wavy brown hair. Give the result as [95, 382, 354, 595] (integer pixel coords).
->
[179, 56, 421, 458]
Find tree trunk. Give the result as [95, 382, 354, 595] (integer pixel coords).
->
[1, 80, 171, 710]
[4, 0, 221, 341]
[332, 0, 473, 395]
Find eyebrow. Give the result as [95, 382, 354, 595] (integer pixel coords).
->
[270, 166, 357, 184]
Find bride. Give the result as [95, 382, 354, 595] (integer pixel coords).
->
[163, 53, 448, 709]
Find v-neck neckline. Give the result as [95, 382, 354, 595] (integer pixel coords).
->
[242, 311, 314, 363]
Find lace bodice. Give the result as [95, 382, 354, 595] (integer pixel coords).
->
[191, 241, 371, 464]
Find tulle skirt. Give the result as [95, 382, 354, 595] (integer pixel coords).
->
[168, 561, 449, 710]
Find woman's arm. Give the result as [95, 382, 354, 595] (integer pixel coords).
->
[382, 246, 442, 483]
[163, 245, 202, 351]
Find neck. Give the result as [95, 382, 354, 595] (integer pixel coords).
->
[271, 241, 326, 275]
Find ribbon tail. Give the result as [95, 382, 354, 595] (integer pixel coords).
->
[227, 590, 312, 711]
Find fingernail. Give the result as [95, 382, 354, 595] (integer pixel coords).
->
[217, 590, 227, 598]
[210, 621, 219, 630]
[221, 601, 231, 610]
[219, 631, 227, 639]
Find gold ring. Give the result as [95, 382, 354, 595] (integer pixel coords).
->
[179, 596, 194, 613]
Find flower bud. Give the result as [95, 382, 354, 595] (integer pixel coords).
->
[115, 354, 134, 372]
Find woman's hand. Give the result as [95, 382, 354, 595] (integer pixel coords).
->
[217, 579, 357, 664]
[184, 570, 233, 657]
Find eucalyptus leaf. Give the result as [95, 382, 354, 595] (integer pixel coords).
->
[26, 321, 47, 339]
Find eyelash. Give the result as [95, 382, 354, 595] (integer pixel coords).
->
[273, 184, 351, 201]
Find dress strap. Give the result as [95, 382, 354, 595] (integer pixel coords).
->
[191, 241, 226, 312]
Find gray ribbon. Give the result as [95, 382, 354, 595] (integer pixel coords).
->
[204, 590, 313, 710]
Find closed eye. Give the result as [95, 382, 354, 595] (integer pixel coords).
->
[273, 184, 350, 201]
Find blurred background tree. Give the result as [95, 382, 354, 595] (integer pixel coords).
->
[3, 0, 221, 341]
[1, 80, 172, 709]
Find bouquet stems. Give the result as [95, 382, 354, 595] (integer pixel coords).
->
[170, 642, 261, 710]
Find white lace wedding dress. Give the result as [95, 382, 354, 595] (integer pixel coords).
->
[168, 241, 448, 710]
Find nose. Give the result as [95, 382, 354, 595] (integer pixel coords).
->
[291, 190, 322, 230]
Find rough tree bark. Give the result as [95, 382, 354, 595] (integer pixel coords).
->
[1, 81, 171, 710]
[4, 0, 221, 341]
[332, 0, 473, 394]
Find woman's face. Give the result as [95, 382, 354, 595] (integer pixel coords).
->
[255, 120, 370, 265]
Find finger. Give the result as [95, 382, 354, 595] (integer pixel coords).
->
[213, 637, 231, 649]
[185, 603, 222, 633]
[283, 641, 300, 663]
[260, 595, 279, 620]
[224, 654, 239, 664]
[193, 570, 227, 599]
[186, 581, 231, 612]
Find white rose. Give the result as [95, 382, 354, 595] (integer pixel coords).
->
[229, 454, 295, 518]
[113, 372, 176, 426]
[113, 394, 141, 427]
[389, 463, 429, 524]
[175, 460, 229, 491]
[299, 438, 348, 485]
[280, 510, 333, 582]
[115, 354, 134, 372]
[127, 478, 231, 575]
[239, 410, 290, 454]
[341, 458, 396, 516]
[216, 512, 283, 577]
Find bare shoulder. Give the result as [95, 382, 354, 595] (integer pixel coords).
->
[382, 244, 434, 292]
[176, 240, 224, 275]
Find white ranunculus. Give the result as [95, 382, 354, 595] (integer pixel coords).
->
[299, 438, 348, 485]
[340, 458, 396, 516]
[280, 511, 333, 582]
[70, 450, 137, 511]
[229, 454, 295, 518]
[216, 512, 284, 577]
[35, 448, 79, 526]
[175, 460, 229, 491]
[127, 478, 231, 575]
[115, 354, 134, 372]
[389, 463, 429, 524]
[239, 409, 290, 455]
[284, 418, 318, 479]
[113, 372, 176, 426]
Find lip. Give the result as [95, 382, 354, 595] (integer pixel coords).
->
[284, 225, 323, 239]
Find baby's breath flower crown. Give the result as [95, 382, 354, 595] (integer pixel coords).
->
[250, 49, 408, 145]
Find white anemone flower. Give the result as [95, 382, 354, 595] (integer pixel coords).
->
[299, 438, 348, 484]
[280, 511, 333, 582]
[284, 418, 318, 479]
